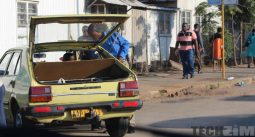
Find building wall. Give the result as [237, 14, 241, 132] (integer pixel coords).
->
[177, 0, 220, 30]
[124, 7, 132, 43]
[170, 12, 177, 48]
[147, 10, 160, 62]
[177, 0, 204, 29]
[37, 0, 84, 43]
[0, 0, 17, 57]
[0, 0, 85, 58]
[124, 7, 133, 62]
[147, 10, 176, 65]
[36, 0, 84, 61]
[131, 9, 147, 63]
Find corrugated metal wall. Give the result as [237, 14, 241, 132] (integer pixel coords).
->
[131, 9, 147, 63]
[37, 0, 81, 43]
[36, 0, 84, 60]
[159, 12, 175, 62]
[147, 10, 160, 63]
[0, 0, 17, 57]
[38, 0, 78, 15]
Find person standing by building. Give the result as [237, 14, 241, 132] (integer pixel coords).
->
[210, 27, 222, 41]
[78, 25, 93, 41]
[77, 25, 98, 60]
[210, 27, 223, 70]
[175, 23, 199, 79]
[245, 28, 255, 68]
[210, 27, 222, 54]
[0, 82, 6, 127]
[194, 24, 204, 73]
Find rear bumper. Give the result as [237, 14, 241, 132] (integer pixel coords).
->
[24, 100, 143, 118]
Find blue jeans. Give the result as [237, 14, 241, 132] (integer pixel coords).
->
[0, 84, 6, 127]
[179, 49, 195, 76]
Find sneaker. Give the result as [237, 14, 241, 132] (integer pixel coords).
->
[182, 75, 188, 79]
[190, 74, 194, 78]
[198, 68, 202, 74]
[127, 126, 135, 134]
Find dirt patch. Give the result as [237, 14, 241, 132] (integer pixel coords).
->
[144, 84, 250, 103]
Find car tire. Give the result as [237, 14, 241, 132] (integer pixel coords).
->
[105, 117, 129, 137]
[13, 105, 34, 128]
[13, 106, 23, 128]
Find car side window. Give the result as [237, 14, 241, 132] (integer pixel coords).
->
[15, 57, 21, 75]
[7, 52, 20, 76]
[0, 53, 12, 75]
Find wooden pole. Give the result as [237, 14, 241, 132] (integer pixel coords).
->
[221, 0, 226, 79]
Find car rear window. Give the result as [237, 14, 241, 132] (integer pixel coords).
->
[35, 22, 118, 44]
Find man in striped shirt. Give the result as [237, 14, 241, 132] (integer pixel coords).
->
[175, 23, 199, 79]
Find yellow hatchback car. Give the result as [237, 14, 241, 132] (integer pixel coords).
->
[0, 15, 142, 137]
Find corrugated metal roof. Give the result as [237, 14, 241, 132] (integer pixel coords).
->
[100, 0, 178, 11]
[147, 6, 178, 11]
[101, 0, 147, 8]
[120, 0, 147, 8]
[101, 0, 127, 6]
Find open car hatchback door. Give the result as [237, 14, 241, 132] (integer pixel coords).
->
[29, 14, 130, 54]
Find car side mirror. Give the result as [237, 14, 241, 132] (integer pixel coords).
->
[34, 53, 46, 58]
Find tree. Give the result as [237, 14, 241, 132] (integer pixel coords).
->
[222, 1, 255, 65]
[195, 2, 220, 34]
[224, 6, 242, 66]
[237, 0, 255, 23]
[195, 2, 235, 65]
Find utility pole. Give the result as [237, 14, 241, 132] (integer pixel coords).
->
[221, 0, 226, 79]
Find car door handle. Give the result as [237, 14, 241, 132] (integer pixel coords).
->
[10, 80, 15, 88]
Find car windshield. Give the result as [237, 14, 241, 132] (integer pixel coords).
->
[35, 22, 119, 44]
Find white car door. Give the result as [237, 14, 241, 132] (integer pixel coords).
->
[0, 51, 21, 123]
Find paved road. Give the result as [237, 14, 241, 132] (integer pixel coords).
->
[54, 83, 255, 137]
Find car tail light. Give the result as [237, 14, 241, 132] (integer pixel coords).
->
[57, 106, 64, 111]
[29, 86, 52, 103]
[123, 101, 139, 107]
[119, 81, 139, 97]
[34, 107, 51, 113]
[112, 102, 120, 107]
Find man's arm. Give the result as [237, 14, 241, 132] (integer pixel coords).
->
[117, 34, 130, 60]
[193, 39, 199, 54]
[174, 41, 180, 56]
[175, 41, 179, 51]
[191, 32, 199, 54]
[198, 32, 205, 53]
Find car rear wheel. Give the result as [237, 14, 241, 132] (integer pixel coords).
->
[105, 117, 129, 137]
[13, 105, 34, 128]
[13, 106, 23, 128]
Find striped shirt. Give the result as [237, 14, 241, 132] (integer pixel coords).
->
[177, 30, 197, 50]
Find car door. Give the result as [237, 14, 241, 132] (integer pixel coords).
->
[0, 52, 13, 121]
[0, 51, 21, 122]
